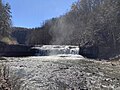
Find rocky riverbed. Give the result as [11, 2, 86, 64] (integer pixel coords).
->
[0, 55, 120, 90]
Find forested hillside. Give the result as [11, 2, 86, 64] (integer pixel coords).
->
[11, 0, 120, 59]
[24, 0, 120, 59]
[11, 26, 51, 45]
[11, 27, 32, 44]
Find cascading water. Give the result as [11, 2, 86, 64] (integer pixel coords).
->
[32, 45, 79, 56]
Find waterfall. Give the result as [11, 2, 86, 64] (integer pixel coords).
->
[32, 45, 79, 56]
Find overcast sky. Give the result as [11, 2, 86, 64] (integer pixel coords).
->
[3, 0, 77, 28]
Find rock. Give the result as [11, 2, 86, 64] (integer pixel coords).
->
[0, 44, 36, 57]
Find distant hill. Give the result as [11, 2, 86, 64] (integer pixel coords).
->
[11, 27, 32, 44]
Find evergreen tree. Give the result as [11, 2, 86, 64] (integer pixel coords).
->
[0, 0, 12, 39]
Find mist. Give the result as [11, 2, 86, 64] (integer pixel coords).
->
[50, 16, 75, 45]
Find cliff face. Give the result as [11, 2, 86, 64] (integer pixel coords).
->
[0, 43, 35, 57]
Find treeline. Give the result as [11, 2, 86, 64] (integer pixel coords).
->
[12, 26, 52, 45]
[13, 0, 120, 59]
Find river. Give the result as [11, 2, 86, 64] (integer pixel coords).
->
[0, 45, 120, 90]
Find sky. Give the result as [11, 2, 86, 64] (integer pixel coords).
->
[3, 0, 77, 28]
